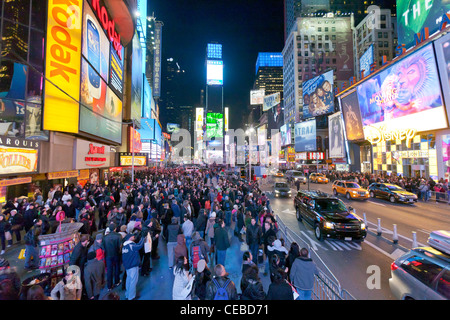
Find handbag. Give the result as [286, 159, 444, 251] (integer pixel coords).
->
[286, 280, 299, 300]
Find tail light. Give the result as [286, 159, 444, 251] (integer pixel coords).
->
[391, 262, 399, 271]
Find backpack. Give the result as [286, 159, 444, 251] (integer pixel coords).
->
[212, 278, 231, 300]
[191, 245, 204, 269]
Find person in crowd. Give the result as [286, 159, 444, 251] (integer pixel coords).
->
[205, 264, 237, 300]
[246, 216, 262, 265]
[172, 255, 194, 300]
[167, 216, 182, 269]
[83, 251, 106, 300]
[240, 264, 265, 300]
[24, 218, 42, 271]
[26, 285, 49, 300]
[50, 265, 83, 300]
[214, 219, 230, 266]
[122, 232, 145, 300]
[289, 247, 319, 300]
[265, 268, 294, 300]
[101, 223, 123, 290]
[192, 259, 212, 300]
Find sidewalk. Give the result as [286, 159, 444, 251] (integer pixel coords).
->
[1, 223, 272, 300]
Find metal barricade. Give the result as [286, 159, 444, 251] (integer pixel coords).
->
[429, 191, 449, 203]
[276, 215, 356, 300]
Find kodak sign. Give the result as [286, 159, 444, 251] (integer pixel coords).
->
[43, 0, 83, 134]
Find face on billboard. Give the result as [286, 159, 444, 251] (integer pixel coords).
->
[397, 0, 450, 49]
[356, 44, 446, 133]
[302, 70, 334, 119]
[340, 90, 364, 141]
[294, 119, 316, 152]
[268, 103, 284, 131]
[328, 112, 345, 158]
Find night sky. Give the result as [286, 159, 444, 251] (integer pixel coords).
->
[148, 0, 285, 130]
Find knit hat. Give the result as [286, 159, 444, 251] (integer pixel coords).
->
[95, 233, 103, 241]
[210, 212, 216, 218]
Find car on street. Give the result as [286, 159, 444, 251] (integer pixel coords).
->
[293, 190, 367, 241]
[274, 182, 292, 198]
[309, 173, 329, 184]
[273, 170, 284, 177]
[285, 170, 307, 184]
[389, 230, 450, 300]
[368, 183, 418, 203]
[332, 180, 369, 200]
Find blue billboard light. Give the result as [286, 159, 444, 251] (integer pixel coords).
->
[255, 52, 283, 74]
[207, 43, 222, 59]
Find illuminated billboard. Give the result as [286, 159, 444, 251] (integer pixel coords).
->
[434, 32, 450, 124]
[356, 43, 447, 134]
[359, 45, 374, 78]
[328, 112, 346, 159]
[43, 0, 83, 133]
[263, 92, 281, 112]
[280, 124, 292, 147]
[397, 0, 450, 50]
[206, 113, 223, 138]
[340, 89, 364, 141]
[250, 89, 265, 105]
[294, 119, 316, 152]
[130, 32, 143, 124]
[207, 60, 223, 85]
[302, 70, 334, 119]
[207, 43, 222, 59]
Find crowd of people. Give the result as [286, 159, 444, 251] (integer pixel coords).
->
[0, 167, 319, 300]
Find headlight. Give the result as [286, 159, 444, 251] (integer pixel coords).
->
[275, 190, 280, 193]
[361, 223, 366, 230]
[324, 222, 335, 229]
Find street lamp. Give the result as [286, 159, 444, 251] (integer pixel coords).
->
[245, 127, 255, 183]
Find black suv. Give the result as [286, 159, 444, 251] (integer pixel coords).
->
[293, 190, 367, 242]
[368, 183, 418, 204]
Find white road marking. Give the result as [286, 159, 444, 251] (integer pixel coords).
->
[363, 240, 406, 260]
[368, 201, 386, 207]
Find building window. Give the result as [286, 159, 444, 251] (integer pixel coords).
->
[318, 27, 322, 32]
[332, 35, 336, 40]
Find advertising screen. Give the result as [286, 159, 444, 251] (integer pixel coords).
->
[267, 102, 284, 131]
[109, 45, 124, 98]
[302, 70, 334, 119]
[79, 59, 122, 143]
[142, 77, 152, 119]
[207, 43, 222, 59]
[82, 1, 110, 82]
[130, 32, 143, 124]
[207, 60, 224, 85]
[280, 124, 292, 147]
[397, 0, 450, 50]
[356, 43, 447, 134]
[263, 92, 281, 111]
[294, 119, 316, 152]
[250, 89, 265, 105]
[167, 123, 180, 133]
[206, 113, 223, 138]
[43, 0, 83, 134]
[360, 45, 374, 78]
[340, 89, 364, 141]
[328, 112, 346, 158]
[434, 32, 450, 124]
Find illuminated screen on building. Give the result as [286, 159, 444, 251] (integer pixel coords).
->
[207, 43, 222, 59]
[207, 60, 223, 85]
[294, 119, 316, 152]
[302, 70, 334, 119]
[356, 43, 447, 134]
[206, 113, 223, 138]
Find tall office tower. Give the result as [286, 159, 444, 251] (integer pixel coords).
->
[284, 0, 330, 43]
[251, 53, 284, 122]
[160, 57, 185, 128]
[282, 13, 354, 124]
[353, 5, 397, 81]
[329, 0, 396, 26]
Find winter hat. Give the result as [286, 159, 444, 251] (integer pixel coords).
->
[197, 259, 206, 273]
[95, 233, 103, 241]
[210, 212, 216, 218]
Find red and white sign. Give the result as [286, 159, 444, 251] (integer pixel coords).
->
[75, 139, 110, 169]
[307, 152, 325, 160]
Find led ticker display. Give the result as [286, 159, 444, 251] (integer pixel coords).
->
[207, 60, 223, 85]
[206, 113, 223, 138]
[356, 43, 447, 133]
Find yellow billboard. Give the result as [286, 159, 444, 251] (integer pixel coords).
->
[43, 0, 83, 133]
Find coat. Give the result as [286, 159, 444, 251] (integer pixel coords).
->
[214, 226, 230, 251]
[205, 276, 238, 300]
[290, 257, 319, 291]
[266, 281, 293, 300]
[83, 258, 106, 298]
[174, 234, 188, 262]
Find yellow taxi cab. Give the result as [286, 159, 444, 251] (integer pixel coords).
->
[332, 180, 369, 200]
[309, 173, 329, 184]
[274, 170, 284, 177]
